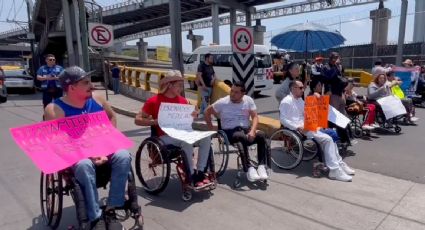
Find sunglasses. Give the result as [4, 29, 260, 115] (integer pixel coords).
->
[48, 59, 56, 61]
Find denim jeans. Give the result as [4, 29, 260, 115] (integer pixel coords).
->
[112, 78, 120, 94]
[72, 149, 131, 221]
[200, 87, 212, 115]
[159, 135, 211, 176]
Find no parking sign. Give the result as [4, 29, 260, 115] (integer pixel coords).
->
[88, 23, 114, 48]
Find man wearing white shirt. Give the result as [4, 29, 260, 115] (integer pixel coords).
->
[279, 80, 354, 182]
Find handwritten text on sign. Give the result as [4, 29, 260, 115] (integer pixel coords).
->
[10, 111, 133, 174]
[304, 95, 330, 132]
[158, 103, 216, 144]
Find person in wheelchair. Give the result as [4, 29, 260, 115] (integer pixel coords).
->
[280, 80, 355, 182]
[386, 71, 419, 124]
[344, 78, 376, 130]
[44, 66, 132, 230]
[204, 81, 269, 182]
[368, 71, 401, 125]
[135, 70, 212, 189]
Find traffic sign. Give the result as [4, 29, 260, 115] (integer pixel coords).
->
[232, 25, 254, 54]
[88, 23, 114, 48]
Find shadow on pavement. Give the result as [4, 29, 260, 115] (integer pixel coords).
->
[216, 168, 269, 191]
[136, 174, 214, 212]
[28, 206, 78, 230]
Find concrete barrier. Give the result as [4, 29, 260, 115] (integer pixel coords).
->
[345, 69, 373, 87]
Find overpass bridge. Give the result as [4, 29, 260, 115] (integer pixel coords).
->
[0, 0, 409, 77]
[0, 0, 383, 45]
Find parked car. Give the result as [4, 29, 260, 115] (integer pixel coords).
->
[3, 69, 35, 93]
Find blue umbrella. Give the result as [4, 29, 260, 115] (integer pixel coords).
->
[271, 22, 346, 52]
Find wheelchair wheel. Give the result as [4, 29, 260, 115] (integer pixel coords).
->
[40, 172, 63, 229]
[269, 129, 303, 170]
[135, 137, 171, 195]
[302, 139, 319, 161]
[350, 118, 363, 138]
[211, 130, 230, 178]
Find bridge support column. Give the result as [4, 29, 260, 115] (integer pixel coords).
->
[137, 38, 148, 62]
[212, 4, 220, 44]
[169, 0, 184, 73]
[414, 0, 425, 42]
[396, 0, 408, 65]
[253, 19, 266, 45]
[114, 43, 123, 55]
[186, 30, 203, 51]
[369, 1, 391, 46]
[245, 10, 252, 27]
[62, 0, 84, 66]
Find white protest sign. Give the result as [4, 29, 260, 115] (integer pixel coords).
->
[377, 95, 407, 119]
[158, 103, 216, 145]
[328, 106, 350, 128]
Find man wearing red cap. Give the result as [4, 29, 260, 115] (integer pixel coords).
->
[311, 56, 324, 83]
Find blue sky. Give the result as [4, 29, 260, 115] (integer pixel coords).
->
[0, 0, 417, 53]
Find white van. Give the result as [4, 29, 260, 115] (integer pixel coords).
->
[184, 44, 273, 95]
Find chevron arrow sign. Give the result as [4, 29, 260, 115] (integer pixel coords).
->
[232, 52, 255, 96]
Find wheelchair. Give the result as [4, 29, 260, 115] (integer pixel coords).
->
[346, 106, 371, 138]
[135, 128, 218, 201]
[40, 163, 143, 230]
[269, 127, 322, 170]
[209, 123, 272, 188]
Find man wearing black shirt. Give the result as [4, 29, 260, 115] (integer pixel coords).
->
[322, 52, 352, 145]
[197, 53, 216, 116]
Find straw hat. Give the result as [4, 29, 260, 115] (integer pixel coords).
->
[159, 70, 184, 94]
[402, 59, 414, 66]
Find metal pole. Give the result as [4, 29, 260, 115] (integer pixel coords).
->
[169, 0, 183, 72]
[25, 0, 36, 76]
[78, 0, 90, 70]
[212, 4, 220, 44]
[101, 49, 109, 100]
[62, 0, 76, 66]
[396, 0, 408, 65]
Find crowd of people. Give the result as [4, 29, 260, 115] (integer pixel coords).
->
[35, 50, 424, 229]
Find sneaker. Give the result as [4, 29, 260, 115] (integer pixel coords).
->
[90, 217, 106, 230]
[410, 117, 419, 122]
[256, 165, 269, 180]
[372, 123, 380, 128]
[247, 166, 260, 182]
[350, 139, 358, 146]
[339, 162, 355, 175]
[329, 168, 352, 182]
[192, 172, 207, 188]
[198, 172, 211, 184]
[104, 209, 124, 230]
[362, 124, 375, 130]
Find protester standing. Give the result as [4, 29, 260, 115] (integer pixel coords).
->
[36, 54, 64, 108]
[196, 53, 216, 117]
[110, 63, 121, 94]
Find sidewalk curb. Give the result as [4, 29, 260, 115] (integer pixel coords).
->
[111, 105, 137, 118]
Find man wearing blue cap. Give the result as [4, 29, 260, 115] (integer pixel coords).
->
[44, 66, 131, 230]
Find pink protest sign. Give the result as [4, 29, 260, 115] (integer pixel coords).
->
[10, 111, 133, 174]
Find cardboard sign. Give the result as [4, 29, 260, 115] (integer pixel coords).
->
[304, 95, 330, 132]
[377, 95, 407, 119]
[10, 111, 133, 174]
[158, 103, 216, 144]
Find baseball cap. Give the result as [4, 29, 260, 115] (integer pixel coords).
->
[59, 66, 95, 88]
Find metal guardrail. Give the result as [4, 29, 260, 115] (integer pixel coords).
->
[118, 66, 199, 104]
